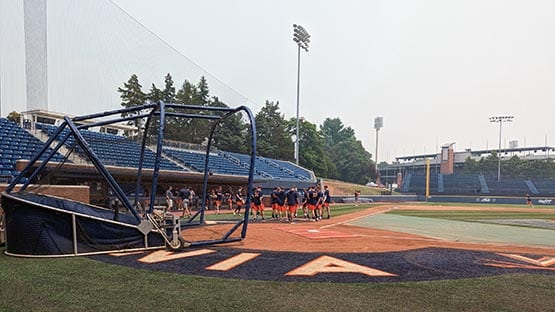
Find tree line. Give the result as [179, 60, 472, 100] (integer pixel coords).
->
[460, 152, 555, 179]
[117, 73, 375, 184]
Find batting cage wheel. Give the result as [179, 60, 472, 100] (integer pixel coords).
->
[166, 236, 189, 251]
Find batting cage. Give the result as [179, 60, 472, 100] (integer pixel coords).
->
[2, 102, 257, 257]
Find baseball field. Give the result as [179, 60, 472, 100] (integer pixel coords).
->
[1, 202, 554, 311]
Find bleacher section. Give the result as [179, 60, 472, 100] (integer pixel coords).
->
[528, 179, 555, 196]
[478, 175, 489, 193]
[484, 177, 530, 196]
[441, 174, 483, 194]
[271, 159, 313, 181]
[0, 120, 315, 183]
[0, 118, 68, 181]
[36, 124, 182, 171]
[524, 180, 540, 195]
[223, 152, 311, 181]
[401, 173, 412, 193]
[163, 148, 253, 177]
[402, 173, 555, 197]
[403, 173, 439, 195]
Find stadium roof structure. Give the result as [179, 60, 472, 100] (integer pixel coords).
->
[395, 146, 555, 163]
[21, 109, 137, 134]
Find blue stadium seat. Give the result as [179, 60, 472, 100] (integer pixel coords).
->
[0, 118, 70, 179]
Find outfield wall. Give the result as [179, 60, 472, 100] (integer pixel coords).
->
[336, 195, 417, 203]
[419, 195, 554, 206]
[336, 193, 555, 206]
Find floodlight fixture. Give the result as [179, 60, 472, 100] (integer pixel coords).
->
[489, 115, 514, 181]
[374, 116, 384, 185]
[293, 24, 311, 165]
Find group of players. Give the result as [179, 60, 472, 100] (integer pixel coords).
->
[168, 184, 332, 224]
[247, 185, 332, 223]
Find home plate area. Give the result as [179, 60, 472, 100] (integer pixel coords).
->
[92, 247, 555, 283]
[276, 227, 358, 239]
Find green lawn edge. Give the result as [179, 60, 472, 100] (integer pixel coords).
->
[1, 251, 554, 312]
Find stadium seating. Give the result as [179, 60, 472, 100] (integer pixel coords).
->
[269, 159, 313, 181]
[163, 148, 254, 177]
[401, 173, 412, 193]
[484, 177, 530, 196]
[223, 152, 310, 180]
[401, 173, 547, 197]
[0, 118, 68, 181]
[36, 123, 182, 171]
[527, 179, 555, 196]
[31, 122, 314, 182]
[441, 174, 483, 194]
[402, 173, 439, 195]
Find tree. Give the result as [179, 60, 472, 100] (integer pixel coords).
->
[118, 74, 146, 136]
[320, 117, 372, 184]
[161, 74, 178, 141]
[147, 83, 163, 104]
[210, 97, 249, 154]
[333, 139, 372, 184]
[145, 83, 163, 142]
[196, 76, 210, 105]
[255, 101, 294, 161]
[175, 79, 196, 104]
[287, 117, 335, 177]
[7, 111, 21, 124]
[320, 118, 354, 147]
[169, 77, 217, 143]
[460, 153, 555, 180]
[162, 73, 176, 103]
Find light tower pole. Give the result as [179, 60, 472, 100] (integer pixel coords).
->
[374, 116, 383, 185]
[489, 116, 513, 182]
[293, 24, 310, 165]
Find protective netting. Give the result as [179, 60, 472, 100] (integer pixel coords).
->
[0, 0, 257, 116]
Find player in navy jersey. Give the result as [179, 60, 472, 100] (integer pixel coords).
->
[307, 186, 319, 221]
[285, 186, 300, 223]
[251, 186, 265, 221]
[301, 188, 309, 218]
[277, 186, 287, 220]
[316, 186, 324, 221]
[270, 187, 279, 219]
[323, 185, 332, 219]
[233, 187, 244, 216]
[225, 187, 233, 211]
[215, 186, 224, 214]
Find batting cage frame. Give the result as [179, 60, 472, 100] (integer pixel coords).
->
[2, 102, 257, 257]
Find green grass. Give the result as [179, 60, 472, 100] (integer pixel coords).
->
[2, 204, 554, 311]
[191, 204, 376, 222]
[387, 209, 555, 221]
[0, 250, 554, 311]
[398, 201, 555, 209]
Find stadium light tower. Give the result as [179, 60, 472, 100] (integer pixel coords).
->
[293, 24, 310, 165]
[489, 115, 513, 182]
[374, 116, 383, 185]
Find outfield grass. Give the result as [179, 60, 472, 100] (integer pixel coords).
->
[398, 201, 555, 209]
[387, 209, 555, 221]
[196, 204, 375, 222]
[0, 250, 554, 312]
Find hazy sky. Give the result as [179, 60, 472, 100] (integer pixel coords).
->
[110, 0, 555, 163]
[2, 0, 555, 163]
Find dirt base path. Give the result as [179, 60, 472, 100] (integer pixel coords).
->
[222, 204, 555, 256]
